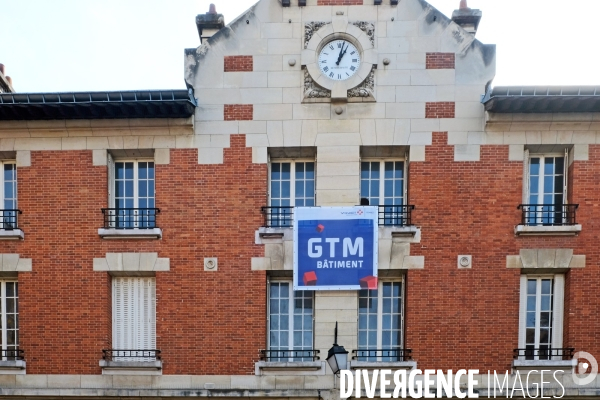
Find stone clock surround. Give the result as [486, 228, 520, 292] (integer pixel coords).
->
[301, 15, 377, 101]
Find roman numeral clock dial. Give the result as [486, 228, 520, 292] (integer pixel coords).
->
[318, 40, 361, 81]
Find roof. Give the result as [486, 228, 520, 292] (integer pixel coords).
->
[0, 89, 197, 120]
[483, 86, 600, 113]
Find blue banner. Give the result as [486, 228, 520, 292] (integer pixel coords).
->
[293, 207, 378, 290]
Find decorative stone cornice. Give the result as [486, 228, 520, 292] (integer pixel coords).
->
[93, 253, 170, 273]
[0, 254, 32, 272]
[506, 249, 585, 269]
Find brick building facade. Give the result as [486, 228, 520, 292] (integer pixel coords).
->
[0, 0, 598, 398]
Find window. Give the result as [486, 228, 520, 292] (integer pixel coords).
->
[109, 160, 156, 228]
[268, 160, 315, 226]
[357, 280, 404, 361]
[0, 162, 17, 229]
[361, 160, 407, 225]
[112, 277, 156, 361]
[0, 281, 18, 360]
[518, 275, 564, 360]
[525, 152, 568, 225]
[268, 281, 314, 361]
[360, 161, 405, 206]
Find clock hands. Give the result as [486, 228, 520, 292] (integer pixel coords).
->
[336, 43, 348, 66]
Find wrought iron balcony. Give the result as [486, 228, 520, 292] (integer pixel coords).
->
[261, 205, 415, 228]
[517, 204, 578, 226]
[0, 348, 24, 361]
[101, 208, 160, 229]
[378, 205, 415, 226]
[352, 348, 412, 362]
[261, 206, 293, 228]
[513, 347, 574, 361]
[0, 209, 22, 230]
[102, 349, 161, 362]
[260, 349, 320, 362]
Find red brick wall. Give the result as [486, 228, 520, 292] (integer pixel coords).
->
[224, 56, 253, 72]
[224, 104, 253, 121]
[425, 102, 455, 118]
[5, 135, 267, 374]
[426, 53, 455, 69]
[405, 133, 600, 371]
[4, 132, 600, 375]
[317, 0, 362, 5]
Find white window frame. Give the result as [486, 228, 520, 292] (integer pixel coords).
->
[112, 277, 156, 361]
[518, 274, 564, 361]
[360, 158, 408, 206]
[523, 150, 569, 225]
[0, 161, 17, 229]
[108, 156, 156, 229]
[0, 280, 18, 360]
[268, 159, 316, 207]
[357, 279, 404, 361]
[266, 279, 315, 362]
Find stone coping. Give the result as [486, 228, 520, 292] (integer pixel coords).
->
[98, 228, 162, 240]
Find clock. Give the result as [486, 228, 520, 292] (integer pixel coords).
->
[301, 19, 378, 102]
[318, 39, 361, 81]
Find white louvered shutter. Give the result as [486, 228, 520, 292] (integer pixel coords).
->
[563, 148, 569, 204]
[113, 277, 156, 361]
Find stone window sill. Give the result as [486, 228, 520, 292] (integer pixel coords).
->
[0, 360, 26, 374]
[98, 228, 162, 239]
[254, 361, 326, 376]
[0, 229, 24, 240]
[349, 360, 417, 370]
[514, 225, 582, 236]
[512, 359, 575, 373]
[99, 360, 162, 375]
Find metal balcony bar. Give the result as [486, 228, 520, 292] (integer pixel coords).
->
[378, 205, 415, 226]
[260, 349, 320, 362]
[102, 349, 161, 361]
[261, 205, 415, 227]
[101, 208, 160, 229]
[0, 349, 24, 361]
[513, 347, 574, 361]
[261, 206, 294, 228]
[352, 348, 412, 362]
[0, 209, 22, 230]
[517, 204, 578, 226]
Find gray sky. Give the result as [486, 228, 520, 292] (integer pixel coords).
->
[1, 0, 599, 93]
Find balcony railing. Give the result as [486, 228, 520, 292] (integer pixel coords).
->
[378, 205, 415, 226]
[102, 349, 161, 362]
[101, 208, 160, 229]
[517, 204, 578, 226]
[0, 209, 22, 230]
[513, 347, 574, 361]
[260, 349, 320, 362]
[352, 348, 412, 362]
[261, 206, 293, 228]
[0, 349, 24, 361]
[261, 205, 415, 228]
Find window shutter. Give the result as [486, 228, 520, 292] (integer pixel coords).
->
[563, 148, 569, 203]
[404, 151, 409, 203]
[113, 277, 156, 359]
[517, 275, 527, 353]
[112, 278, 124, 349]
[522, 149, 530, 204]
[107, 152, 115, 208]
[552, 274, 565, 356]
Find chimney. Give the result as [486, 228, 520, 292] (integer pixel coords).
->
[451, 0, 482, 35]
[196, 3, 225, 44]
[0, 63, 14, 93]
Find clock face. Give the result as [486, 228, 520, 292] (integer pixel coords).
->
[318, 39, 361, 81]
